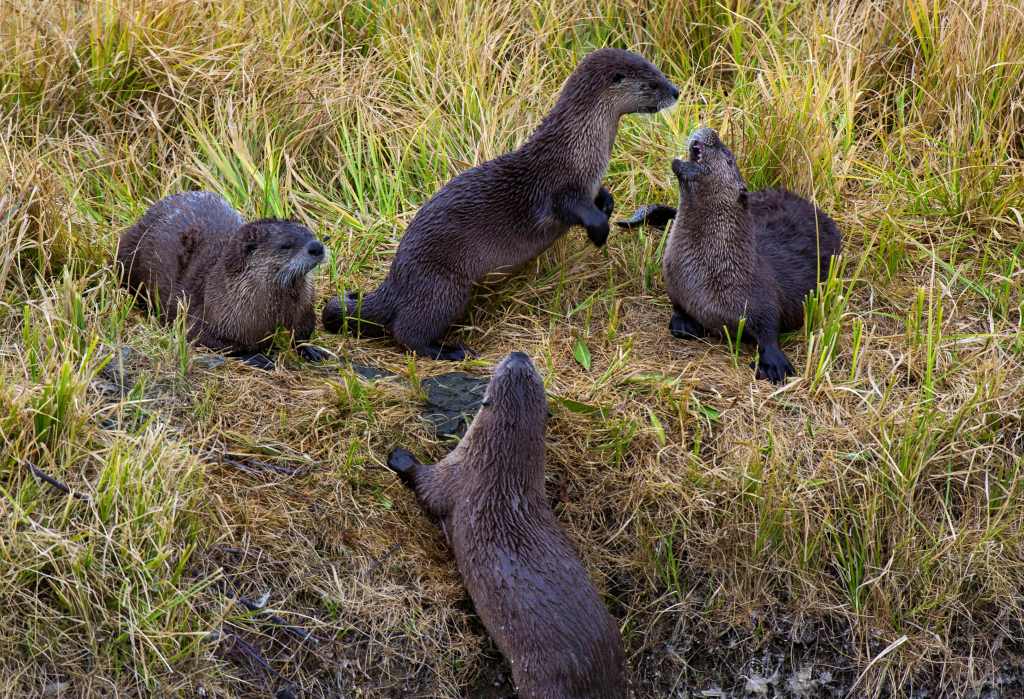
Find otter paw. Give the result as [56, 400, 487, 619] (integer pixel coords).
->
[595, 187, 615, 218]
[240, 353, 276, 371]
[755, 347, 795, 384]
[298, 344, 331, 363]
[586, 220, 610, 248]
[669, 311, 706, 340]
[386, 448, 419, 489]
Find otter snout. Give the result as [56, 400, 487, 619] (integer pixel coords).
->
[306, 240, 325, 259]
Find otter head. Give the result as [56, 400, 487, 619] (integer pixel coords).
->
[672, 127, 748, 206]
[476, 352, 549, 438]
[571, 48, 679, 116]
[225, 220, 326, 289]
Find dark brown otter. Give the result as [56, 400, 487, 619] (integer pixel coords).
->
[618, 127, 842, 383]
[386, 352, 626, 698]
[323, 48, 679, 360]
[117, 191, 328, 369]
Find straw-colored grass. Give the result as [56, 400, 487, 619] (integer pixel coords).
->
[1, 0, 1022, 696]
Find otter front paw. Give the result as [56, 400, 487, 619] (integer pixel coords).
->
[586, 220, 610, 248]
[298, 344, 331, 363]
[595, 187, 614, 218]
[386, 448, 420, 489]
[755, 346, 795, 384]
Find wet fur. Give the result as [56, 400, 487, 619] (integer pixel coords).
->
[323, 48, 678, 360]
[387, 353, 626, 698]
[621, 129, 841, 382]
[117, 191, 322, 359]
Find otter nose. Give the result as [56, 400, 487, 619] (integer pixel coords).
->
[306, 240, 325, 257]
[669, 84, 680, 100]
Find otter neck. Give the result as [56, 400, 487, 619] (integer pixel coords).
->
[463, 414, 546, 500]
[521, 86, 620, 192]
[676, 191, 757, 277]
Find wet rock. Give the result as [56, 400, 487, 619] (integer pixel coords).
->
[193, 353, 227, 371]
[348, 363, 395, 381]
[420, 372, 488, 438]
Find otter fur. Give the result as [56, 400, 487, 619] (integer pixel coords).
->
[386, 352, 626, 698]
[618, 127, 842, 383]
[117, 191, 328, 369]
[323, 48, 679, 360]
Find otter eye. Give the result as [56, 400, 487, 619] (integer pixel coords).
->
[647, 80, 659, 90]
[279, 242, 295, 251]
[612, 72, 625, 83]
[481, 399, 491, 408]
[244, 241, 259, 254]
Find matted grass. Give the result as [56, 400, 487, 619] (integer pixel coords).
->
[1, 1, 1022, 696]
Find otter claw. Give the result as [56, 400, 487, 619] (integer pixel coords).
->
[298, 344, 330, 363]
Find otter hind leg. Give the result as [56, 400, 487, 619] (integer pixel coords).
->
[322, 291, 390, 337]
[390, 281, 472, 361]
[669, 306, 707, 340]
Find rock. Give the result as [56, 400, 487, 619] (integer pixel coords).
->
[420, 372, 488, 438]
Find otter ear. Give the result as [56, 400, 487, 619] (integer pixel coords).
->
[611, 72, 625, 83]
[738, 188, 749, 208]
[224, 226, 263, 274]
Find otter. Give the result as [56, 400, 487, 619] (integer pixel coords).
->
[117, 191, 328, 369]
[618, 127, 842, 383]
[323, 48, 679, 360]
[386, 352, 626, 698]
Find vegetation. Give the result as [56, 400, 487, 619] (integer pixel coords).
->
[1, 0, 1022, 696]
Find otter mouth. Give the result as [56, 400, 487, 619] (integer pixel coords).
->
[276, 254, 324, 289]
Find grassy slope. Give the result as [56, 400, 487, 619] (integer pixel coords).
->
[1, 0, 1022, 696]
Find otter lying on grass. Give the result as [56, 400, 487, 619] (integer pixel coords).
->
[117, 191, 328, 370]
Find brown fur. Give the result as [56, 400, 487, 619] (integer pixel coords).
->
[387, 352, 626, 699]
[620, 128, 842, 382]
[323, 48, 679, 360]
[117, 191, 325, 361]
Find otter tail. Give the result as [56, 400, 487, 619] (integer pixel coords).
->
[322, 286, 392, 337]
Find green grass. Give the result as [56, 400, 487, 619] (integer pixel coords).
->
[1, 0, 1023, 696]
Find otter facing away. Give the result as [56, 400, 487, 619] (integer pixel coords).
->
[322, 48, 679, 360]
[117, 191, 328, 369]
[619, 127, 842, 383]
[386, 352, 626, 699]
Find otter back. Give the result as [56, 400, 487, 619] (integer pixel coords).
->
[386, 352, 626, 698]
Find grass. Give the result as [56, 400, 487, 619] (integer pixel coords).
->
[1, 0, 1023, 696]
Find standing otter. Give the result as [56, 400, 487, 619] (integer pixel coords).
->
[386, 352, 626, 698]
[117, 191, 328, 369]
[323, 48, 679, 360]
[619, 127, 842, 383]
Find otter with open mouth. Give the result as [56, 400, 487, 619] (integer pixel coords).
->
[619, 127, 842, 383]
[117, 191, 328, 369]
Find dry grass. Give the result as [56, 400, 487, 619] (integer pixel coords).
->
[1, 0, 1023, 697]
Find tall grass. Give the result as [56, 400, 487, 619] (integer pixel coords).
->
[1, 0, 1022, 696]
